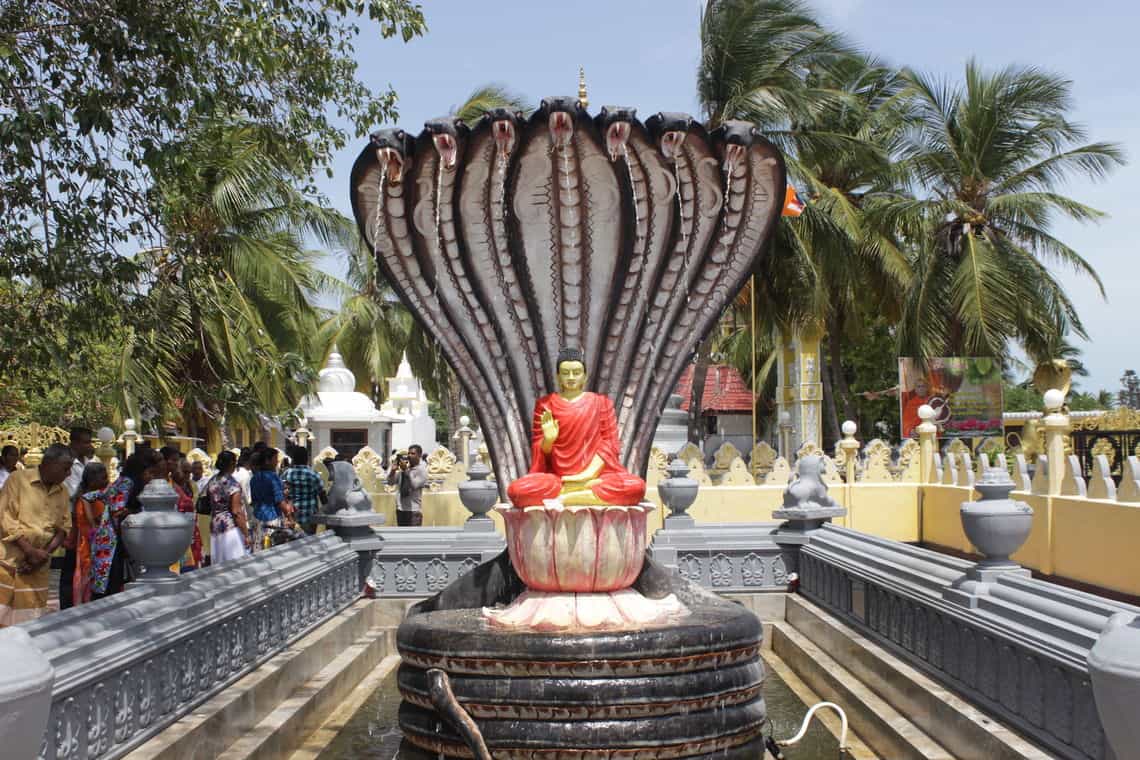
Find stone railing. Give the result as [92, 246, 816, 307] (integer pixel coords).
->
[370, 525, 504, 596]
[172, 393, 1140, 601]
[798, 524, 1134, 760]
[24, 533, 358, 760]
[653, 436, 924, 489]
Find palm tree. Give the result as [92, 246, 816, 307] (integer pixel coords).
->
[320, 238, 411, 402]
[780, 54, 914, 436]
[695, 0, 851, 444]
[882, 60, 1124, 361]
[119, 118, 339, 430]
[698, 0, 850, 131]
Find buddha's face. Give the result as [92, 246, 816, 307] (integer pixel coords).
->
[557, 360, 587, 394]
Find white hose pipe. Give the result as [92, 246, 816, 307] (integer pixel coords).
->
[777, 701, 848, 750]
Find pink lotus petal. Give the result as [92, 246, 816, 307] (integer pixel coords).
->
[528, 592, 577, 631]
[576, 592, 626, 628]
[610, 588, 687, 625]
[554, 507, 598, 590]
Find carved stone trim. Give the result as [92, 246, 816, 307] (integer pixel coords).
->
[30, 534, 359, 760]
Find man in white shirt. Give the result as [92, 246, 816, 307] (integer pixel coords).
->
[63, 427, 95, 498]
[0, 446, 19, 492]
[386, 444, 428, 526]
[233, 447, 254, 504]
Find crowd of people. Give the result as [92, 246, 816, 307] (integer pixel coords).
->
[0, 429, 337, 627]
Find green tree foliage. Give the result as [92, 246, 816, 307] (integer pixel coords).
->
[120, 118, 348, 426]
[0, 0, 425, 379]
[1002, 383, 1044, 413]
[696, 0, 849, 443]
[698, 0, 849, 131]
[884, 60, 1124, 360]
[0, 280, 121, 428]
[842, 320, 902, 437]
[1068, 391, 1104, 412]
[451, 84, 528, 124]
[323, 238, 412, 401]
[699, 5, 1123, 444]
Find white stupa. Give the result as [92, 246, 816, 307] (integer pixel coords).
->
[379, 352, 439, 455]
[297, 348, 403, 459]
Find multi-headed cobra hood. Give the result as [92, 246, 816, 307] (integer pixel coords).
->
[350, 99, 786, 486]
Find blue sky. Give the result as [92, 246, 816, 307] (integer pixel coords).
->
[315, 0, 1137, 394]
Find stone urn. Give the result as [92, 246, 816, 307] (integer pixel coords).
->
[0, 627, 53, 760]
[960, 467, 1033, 572]
[121, 478, 195, 584]
[1088, 612, 1140, 759]
[657, 459, 699, 520]
[457, 460, 498, 523]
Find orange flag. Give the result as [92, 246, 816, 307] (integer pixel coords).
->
[782, 184, 805, 217]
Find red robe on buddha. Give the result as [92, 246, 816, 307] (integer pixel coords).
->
[506, 392, 647, 507]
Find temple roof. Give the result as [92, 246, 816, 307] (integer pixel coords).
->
[299, 349, 402, 424]
[673, 364, 755, 414]
[317, 347, 356, 393]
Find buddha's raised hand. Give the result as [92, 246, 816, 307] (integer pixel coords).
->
[540, 408, 559, 445]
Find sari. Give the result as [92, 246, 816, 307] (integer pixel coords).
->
[72, 489, 103, 605]
[173, 481, 203, 569]
[90, 475, 134, 596]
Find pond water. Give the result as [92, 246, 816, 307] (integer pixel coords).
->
[317, 664, 841, 759]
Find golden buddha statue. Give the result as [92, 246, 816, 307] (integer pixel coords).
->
[506, 348, 647, 507]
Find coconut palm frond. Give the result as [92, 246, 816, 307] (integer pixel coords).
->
[452, 84, 529, 123]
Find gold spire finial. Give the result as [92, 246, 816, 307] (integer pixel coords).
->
[578, 66, 588, 109]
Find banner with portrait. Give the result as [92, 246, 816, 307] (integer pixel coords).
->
[898, 358, 1003, 439]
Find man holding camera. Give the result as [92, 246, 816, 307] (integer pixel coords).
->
[387, 444, 428, 526]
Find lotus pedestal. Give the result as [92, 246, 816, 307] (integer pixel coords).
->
[484, 502, 688, 631]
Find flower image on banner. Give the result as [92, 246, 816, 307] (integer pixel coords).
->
[899, 358, 1003, 439]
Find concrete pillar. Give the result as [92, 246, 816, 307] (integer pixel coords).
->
[839, 421, 859, 530]
[453, 416, 475, 472]
[1041, 388, 1068, 576]
[122, 418, 139, 456]
[0, 627, 53, 760]
[96, 426, 116, 469]
[1043, 389, 1068, 497]
[793, 329, 823, 451]
[774, 330, 796, 453]
[917, 404, 938, 484]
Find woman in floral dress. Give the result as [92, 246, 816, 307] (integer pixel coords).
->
[209, 451, 251, 564]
